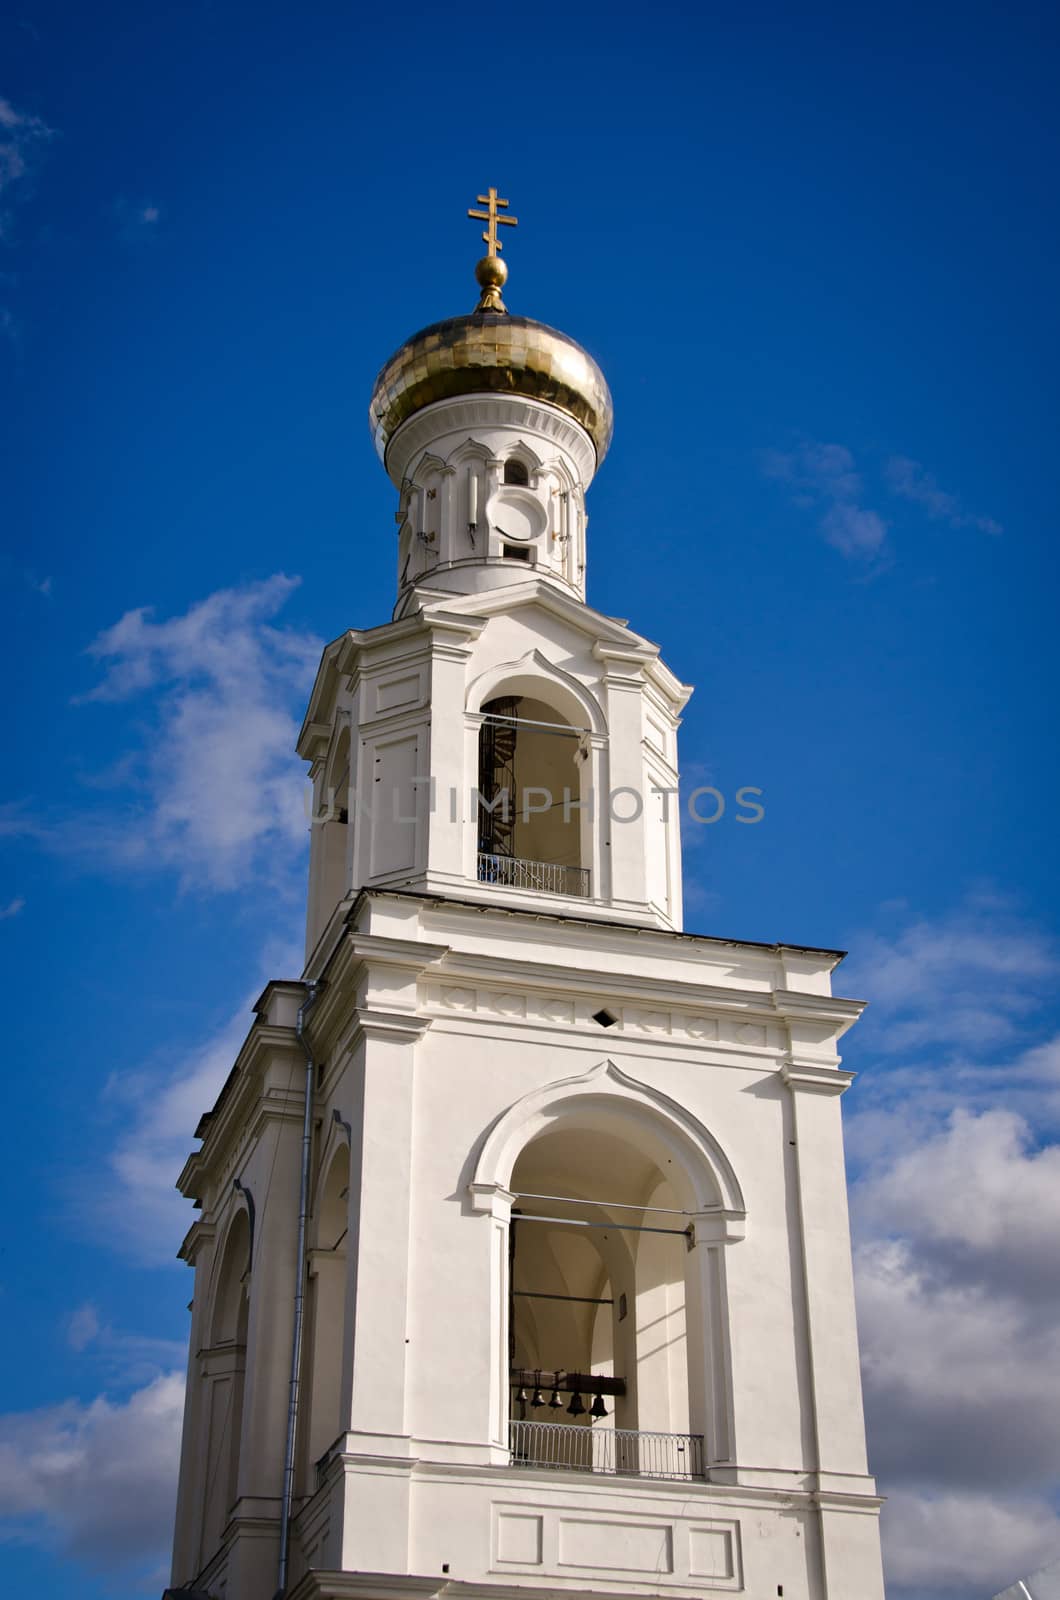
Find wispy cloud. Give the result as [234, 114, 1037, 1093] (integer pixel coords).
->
[844, 890, 1058, 1056]
[0, 93, 54, 343]
[844, 894, 1060, 1598]
[763, 440, 1004, 571]
[0, 1370, 183, 1573]
[66, 1302, 101, 1351]
[91, 932, 303, 1263]
[30, 575, 324, 891]
[65, 1301, 186, 1384]
[0, 95, 53, 210]
[761, 441, 889, 565]
[111, 195, 163, 241]
[0, 895, 24, 918]
[885, 454, 1002, 536]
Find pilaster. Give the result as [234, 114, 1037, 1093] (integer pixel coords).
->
[780, 1064, 873, 1487]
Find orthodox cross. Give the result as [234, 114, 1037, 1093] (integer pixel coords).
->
[467, 187, 518, 256]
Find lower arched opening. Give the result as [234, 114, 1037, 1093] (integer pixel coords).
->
[507, 1113, 706, 1480]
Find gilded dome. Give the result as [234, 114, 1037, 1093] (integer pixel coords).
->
[369, 312, 614, 469]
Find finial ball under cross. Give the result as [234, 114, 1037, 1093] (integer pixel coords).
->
[467, 185, 518, 313]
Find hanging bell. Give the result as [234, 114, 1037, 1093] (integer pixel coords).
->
[530, 1373, 545, 1409]
[514, 1385, 529, 1405]
[547, 1386, 563, 1410]
[567, 1389, 586, 1417]
[591, 1392, 608, 1419]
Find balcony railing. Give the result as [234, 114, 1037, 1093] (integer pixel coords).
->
[478, 853, 590, 898]
[509, 1419, 705, 1481]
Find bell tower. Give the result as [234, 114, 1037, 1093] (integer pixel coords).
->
[167, 195, 885, 1600]
[301, 196, 686, 956]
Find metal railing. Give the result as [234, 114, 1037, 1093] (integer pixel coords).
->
[478, 853, 590, 898]
[509, 1419, 705, 1480]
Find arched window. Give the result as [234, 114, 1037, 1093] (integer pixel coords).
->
[301, 1143, 350, 1485]
[200, 1209, 250, 1564]
[503, 458, 529, 486]
[477, 694, 589, 897]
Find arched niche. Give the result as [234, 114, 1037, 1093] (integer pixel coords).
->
[301, 1140, 350, 1485]
[200, 1206, 250, 1565]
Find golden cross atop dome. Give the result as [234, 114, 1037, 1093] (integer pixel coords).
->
[467, 186, 517, 313]
[467, 186, 518, 256]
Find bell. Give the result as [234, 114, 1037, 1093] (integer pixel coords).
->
[547, 1387, 563, 1410]
[591, 1392, 608, 1419]
[530, 1377, 545, 1409]
[514, 1385, 529, 1405]
[567, 1389, 586, 1417]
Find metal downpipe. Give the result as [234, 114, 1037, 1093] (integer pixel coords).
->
[274, 979, 320, 1599]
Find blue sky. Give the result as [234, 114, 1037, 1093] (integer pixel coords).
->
[1, 2, 1058, 1596]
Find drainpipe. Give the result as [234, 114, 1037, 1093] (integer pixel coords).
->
[274, 979, 321, 1599]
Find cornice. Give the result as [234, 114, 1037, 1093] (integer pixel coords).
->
[372, 887, 847, 966]
[298, 610, 488, 761]
[177, 1216, 215, 1264]
[592, 639, 658, 678]
[781, 1063, 856, 1096]
[384, 392, 598, 487]
[305, 929, 449, 1055]
[297, 632, 348, 758]
[344, 1011, 432, 1046]
[434, 575, 654, 654]
[179, 1021, 304, 1195]
[773, 991, 865, 1024]
[432, 948, 851, 1027]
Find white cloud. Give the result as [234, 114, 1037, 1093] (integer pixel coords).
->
[886, 454, 1002, 536]
[64, 1301, 187, 1384]
[762, 441, 889, 564]
[0, 1371, 184, 1570]
[845, 893, 1059, 1056]
[0, 895, 24, 918]
[0, 95, 51, 193]
[820, 500, 888, 558]
[92, 933, 304, 1263]
[0, 93, 53, 339]
[111, 195, 163, 240]
[63, 574, 321, 891]
[764, 442, 1003, 567]
[0, 93, 53, 252]
[882, 1489, 1060, 1597]
[66, 1302, 101, 1352]
[844, 896, 1060, 1596]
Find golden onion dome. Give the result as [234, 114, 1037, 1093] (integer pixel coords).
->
[369, 309, 614, 470]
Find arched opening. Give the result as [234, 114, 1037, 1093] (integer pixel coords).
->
[507, 1112, 699, 1477]
[477, 693, 589, 897]
[503, 458, 530, 486]
[300, 1142, 349, 1487]
[200, 1209, 250, 1563]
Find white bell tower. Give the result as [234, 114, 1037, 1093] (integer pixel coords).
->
[167, 193, 885, 1600]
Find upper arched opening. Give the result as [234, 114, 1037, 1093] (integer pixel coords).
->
[477, 691, 589, 898]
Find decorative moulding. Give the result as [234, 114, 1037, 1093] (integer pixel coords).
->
[386, 394, 597, 488]
[780, 1062, 855, 1096]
